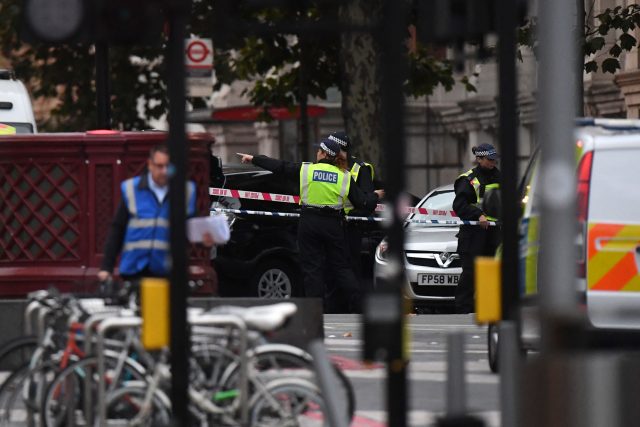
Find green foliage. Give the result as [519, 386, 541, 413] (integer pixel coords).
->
[601, 57, 621, 74]
[3, 1, 640, 131]
[0, 0, 167, 131]
[585, 4, 640, 74]
[405, 46, 455, 96]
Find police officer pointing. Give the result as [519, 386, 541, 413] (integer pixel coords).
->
[238, 138, 383, 313]
[327, 131, 377, 307]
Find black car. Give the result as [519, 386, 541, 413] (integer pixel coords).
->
[210, 160, 384, 299]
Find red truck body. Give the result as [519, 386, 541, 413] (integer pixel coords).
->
[0, 131, 216, 296]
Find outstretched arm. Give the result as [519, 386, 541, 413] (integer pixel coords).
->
[237, 153, 303, 183]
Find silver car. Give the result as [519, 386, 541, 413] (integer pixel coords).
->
[374, 185, 461, 308]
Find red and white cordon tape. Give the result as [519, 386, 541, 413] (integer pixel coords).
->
[209, 187, 457, 217]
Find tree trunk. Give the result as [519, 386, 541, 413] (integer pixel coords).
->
[575, 0, 585, 116]
[338, 0, 385, 181]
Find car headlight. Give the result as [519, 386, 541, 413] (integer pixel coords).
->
[375, 240, 389, 262]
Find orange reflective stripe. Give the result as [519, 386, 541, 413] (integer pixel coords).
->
[588, 223, 640, 290]
[591, 252, 638, 291]
[588, 223, 625, 261]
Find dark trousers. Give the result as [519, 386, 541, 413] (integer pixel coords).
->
[325, 223, 364, 313]
[298, 212, 361, 313]
[455, 226, 500, 313]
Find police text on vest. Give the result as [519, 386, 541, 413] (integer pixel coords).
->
[312, 170, 338, 184]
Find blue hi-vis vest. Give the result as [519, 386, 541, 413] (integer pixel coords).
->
[299, 162, 351, 209]
[119, 176, 196, 276]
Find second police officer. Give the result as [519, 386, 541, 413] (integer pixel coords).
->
[238, 138, 383, 313]
[452, 143, 501, 314]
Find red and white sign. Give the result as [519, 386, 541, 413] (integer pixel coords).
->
[185, 38, 214, 97]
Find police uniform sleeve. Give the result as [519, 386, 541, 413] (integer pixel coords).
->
[453, 177, 484, 220]
[100, 200, 130, 273]
[252, 155, 303, 185]
[357, 164, 375, 193]
[347, 177, 379, 212]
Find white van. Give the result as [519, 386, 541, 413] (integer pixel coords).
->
[0, 69, 37, 134]
[488, 118, 640, 372]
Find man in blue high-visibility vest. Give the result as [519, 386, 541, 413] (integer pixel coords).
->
[98, 144, 212, 283]
[238, 138, 383, 313]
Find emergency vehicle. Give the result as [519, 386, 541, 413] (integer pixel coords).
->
[488, 118, 640, 372]
[0, 69, 37, 134]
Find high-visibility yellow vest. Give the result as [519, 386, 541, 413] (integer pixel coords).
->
[344, 161, 375, 214]
[350, 160, 375, 182]
[458, 168, 500, 221]
[299, 162, 351, 209]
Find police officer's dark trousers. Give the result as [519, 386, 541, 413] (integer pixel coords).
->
[298, 210, 361, 313]
[455, 225, 500, 313]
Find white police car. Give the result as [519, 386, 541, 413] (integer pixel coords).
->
[373, 185, 461, 310]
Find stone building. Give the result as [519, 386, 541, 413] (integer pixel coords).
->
[200, 0, 639, 198]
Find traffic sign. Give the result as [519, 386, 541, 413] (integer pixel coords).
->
[185, 38, 214, 97]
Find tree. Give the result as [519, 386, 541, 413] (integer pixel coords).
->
[2, 1, 639, 167]
[0, 0, 169, 131]
[518, 2, 640, 114]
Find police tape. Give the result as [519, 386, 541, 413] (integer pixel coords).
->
[210, 207, 499, 226]
[209, 187, 457, 217]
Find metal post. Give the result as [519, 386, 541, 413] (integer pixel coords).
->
[446, 332, 466, 415]
[165, 1, 192, 425]
[308, 340, 349, 427]
[298, 1, 310, 161]
[496, 4, 521, 427]
[497, 0, 520, 322]
[95, 41, 111, 129]
[498, 321, 519, 427]
[378, 1, 409, 427]
[537, 0, 579, 347]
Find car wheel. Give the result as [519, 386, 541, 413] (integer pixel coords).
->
[488, 323, 499, 373]
[251, 260, 301, 299]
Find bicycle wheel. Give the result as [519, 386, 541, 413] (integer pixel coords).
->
[42, 353, 147, 427]
[0, 336, 38, 380]
[105, 385, 172, 427]
[249, 377, 327, 427]
[219, 345, 355, 421]
[0, 360, 58, 427]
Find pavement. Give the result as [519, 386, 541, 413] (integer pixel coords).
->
[324, 314, 500, 427]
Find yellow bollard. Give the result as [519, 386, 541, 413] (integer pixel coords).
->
[141, 277, 169, 350]
[475, 257, 501, 324]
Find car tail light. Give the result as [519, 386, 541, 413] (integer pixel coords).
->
[576, 151, 593, 278]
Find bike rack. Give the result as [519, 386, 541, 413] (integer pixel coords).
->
[83, 308, 135, 424]
[189, 313, 250, 426]
[96, 316, 143, 427]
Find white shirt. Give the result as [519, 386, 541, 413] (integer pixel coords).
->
[148, 172, 168, 203]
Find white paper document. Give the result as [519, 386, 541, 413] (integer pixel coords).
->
[187, 215, 230, 244]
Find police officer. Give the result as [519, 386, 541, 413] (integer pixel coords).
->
[453, 143, 501, 314]
[327, 131, 377, 305]
[238, 138, 383, 313]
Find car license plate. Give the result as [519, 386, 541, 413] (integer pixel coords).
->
[418, 273, 459, 286]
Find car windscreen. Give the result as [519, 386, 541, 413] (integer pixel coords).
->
[406, 190, 455, 228]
